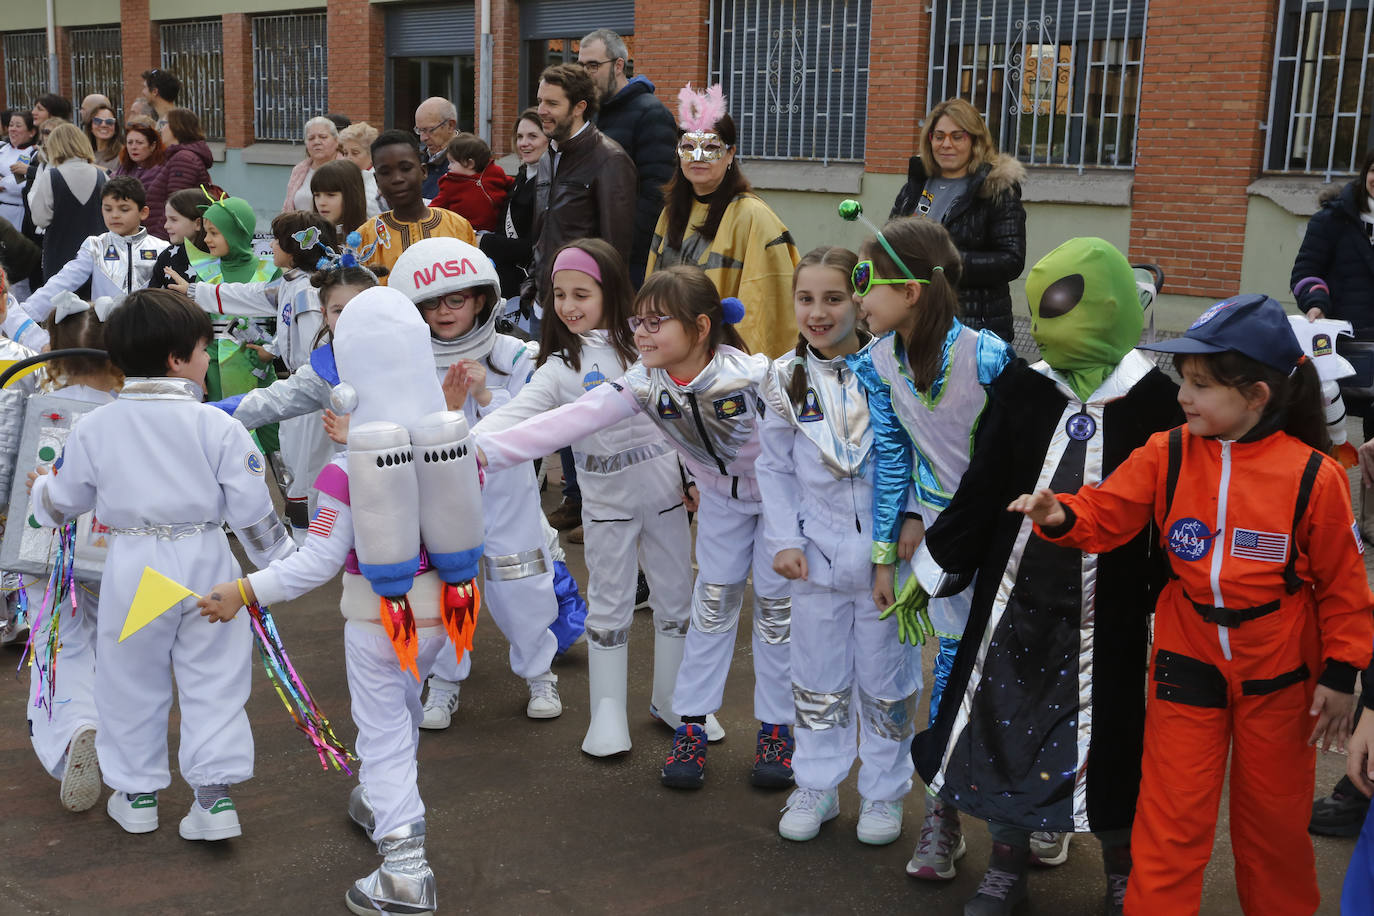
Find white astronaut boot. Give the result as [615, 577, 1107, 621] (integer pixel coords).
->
[650, 629, 725, 743]
[344, 819, 436, 916]
[581, 640, 632, 757]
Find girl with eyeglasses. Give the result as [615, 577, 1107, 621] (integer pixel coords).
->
[845, 214, 1012, 869]
[474, 264, 798, 792]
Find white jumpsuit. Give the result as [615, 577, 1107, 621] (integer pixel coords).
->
[755, 345, 920, 801]
[31, 378, 295, 794]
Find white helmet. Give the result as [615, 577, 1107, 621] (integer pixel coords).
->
[389, 237, 501, 307]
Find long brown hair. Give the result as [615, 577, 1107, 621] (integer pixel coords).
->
[311, 159, 369, 235]
[863, 217, 963, 393]
[538, 238, 638, 372]
[165, 107, 205, 144]
[787, 246, 860, 409]
[919, 98, 998, 178]
[635, 265, 748, 355]
[1176, 352, 1332, 454]
[119, 123, 165, 171]
[660, 113, 753, 251]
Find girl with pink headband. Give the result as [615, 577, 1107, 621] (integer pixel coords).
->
[474, 238, 700, 756]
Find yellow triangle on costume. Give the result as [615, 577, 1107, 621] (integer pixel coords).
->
[119, 567, 200, 642]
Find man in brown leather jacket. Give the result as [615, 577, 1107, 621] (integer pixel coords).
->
[529, 63, 637, 313]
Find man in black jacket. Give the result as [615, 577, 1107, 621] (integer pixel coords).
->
[578, 29, 677, 287]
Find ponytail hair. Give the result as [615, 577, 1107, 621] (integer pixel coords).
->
[787, 245, 860, 409]
[862, 217, 962, 393]
[1178, 352, 1333, 454]
[635, 265, 749, 354]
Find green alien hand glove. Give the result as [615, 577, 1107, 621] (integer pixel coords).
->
[878, 571, 934, 646]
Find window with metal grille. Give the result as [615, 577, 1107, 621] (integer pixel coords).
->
[161, 19, 226, 141]
[1265, 0, 1374, 178]
[252, 13, 328, 143]
[708, 0, 871, 163]
[69, 27, 123, 117]
[929, 0, 1147, 170]
[3, 31, 47, 112]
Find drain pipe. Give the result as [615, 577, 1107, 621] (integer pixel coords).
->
[478, 0, 493, 144]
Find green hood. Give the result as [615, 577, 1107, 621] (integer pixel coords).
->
[1025, 237, 1142, 402]
[201, 196, 258, 283]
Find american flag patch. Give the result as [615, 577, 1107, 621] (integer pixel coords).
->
[1355, 522, 1366, 555]
[1230, 527, 1289, 564]
[308, 507, 338, 539]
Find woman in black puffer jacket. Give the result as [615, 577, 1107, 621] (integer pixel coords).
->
[1292, 149, 1374, 339]
[891, 98, 1026, 342]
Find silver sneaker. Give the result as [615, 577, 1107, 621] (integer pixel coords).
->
[1029, 831, 1071, 866]
[345, 819, 436, 916]
[906, 798, 965, 880]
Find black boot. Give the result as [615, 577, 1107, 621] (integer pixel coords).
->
[1310, 775, 1371, 837]
[1102, 841, 1131, 915]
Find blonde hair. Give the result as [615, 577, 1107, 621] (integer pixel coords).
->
[42, 122, 94, 166]
[339, 121, 379, 149]
[918, 98, 998, 178]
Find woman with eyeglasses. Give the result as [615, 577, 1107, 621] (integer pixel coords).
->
[890, 98, 1027, 344]
[646, 84, 800, 358]
[84, 107, 123, 172]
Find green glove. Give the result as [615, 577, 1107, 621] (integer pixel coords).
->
[878, 571, 935, 646]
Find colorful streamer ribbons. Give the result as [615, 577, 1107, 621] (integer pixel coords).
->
[18, 522, 77, 720]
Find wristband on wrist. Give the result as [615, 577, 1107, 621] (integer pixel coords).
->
[236, 578, 251, 607]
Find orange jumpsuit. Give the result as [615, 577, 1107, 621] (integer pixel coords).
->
[1038, 426, 1373, 915]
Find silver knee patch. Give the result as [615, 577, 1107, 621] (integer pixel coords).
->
[655, 614, 688, 636]
[753, 594, 791, 645]
[240, 510, 290, 555]
[858, 688, 916, 741]
[691, 580, 745, 634]
[793, 682, 852, 731]
[482, 547, 549, 581]
[586, 625, 630, 648]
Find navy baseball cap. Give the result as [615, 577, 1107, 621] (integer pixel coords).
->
[1140, 294, 1304, 373]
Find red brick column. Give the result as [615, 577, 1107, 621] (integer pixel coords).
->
[634, 0, 710, 116]
[865, 0, 929, 174]
[222, 14, 255, 148]
[56, 27, 73, 100]
[121, 0, 160, 114]
[1127, 0, 1277, 297]
[327, 0, 385, 127]
[484, 0, 522, 154]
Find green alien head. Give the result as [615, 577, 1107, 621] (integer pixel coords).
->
[1025, 237, 1143, 402]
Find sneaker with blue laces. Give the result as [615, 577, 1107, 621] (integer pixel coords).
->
[750, 723, 795, 789]
[660, 723, 708, 789]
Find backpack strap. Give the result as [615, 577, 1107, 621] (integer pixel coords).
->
[1162, 426, 1183, 530]
[1283, 451, 1325, 593]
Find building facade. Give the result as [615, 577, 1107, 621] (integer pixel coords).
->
[0, 0, 1366, 312]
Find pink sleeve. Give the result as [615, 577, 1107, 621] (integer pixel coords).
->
[474, 381, 639, 471]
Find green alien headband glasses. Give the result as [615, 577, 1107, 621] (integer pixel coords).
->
[838, 199, 925, 295]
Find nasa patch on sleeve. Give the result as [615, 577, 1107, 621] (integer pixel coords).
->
[246, 451, 265, 476]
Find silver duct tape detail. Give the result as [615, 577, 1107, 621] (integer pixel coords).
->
[1072, 401, 1106, 832]
[763, 345, 874, 479]
[586, 625, 631, 648]
[482, 547, 549, 581]
[240, 510, 290, 554]
[0, 389, 26, 501]
[753, 594, 792, 645]
[118, 378, 203, 401]
[793, 682, 852, 731]
[913, 540, 973, 598]
[690, 580, 746, 634]
[348, 783, 375, 834]
[655, 615, 689, 636]
[109, 521, 217, 540]
[620, 348, 761, 470]
[578, 441, 673, 475]
[356, 819, 436, 911]
[859, 689, 916, 741]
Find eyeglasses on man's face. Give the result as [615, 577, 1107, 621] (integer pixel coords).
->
[413, 120, 454, 138]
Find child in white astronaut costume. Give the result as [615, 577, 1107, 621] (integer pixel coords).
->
[0, 266, 41, 646]
[201, 285, 485, 916]
[474, 239, 695, 756]
[389, 238, 566, 721]
[29, 289, 295, 841]
[475, 265, 795, 790]
[755, 248, 920, 846]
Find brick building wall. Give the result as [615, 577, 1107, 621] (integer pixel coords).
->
[485, 0, 522, 155]
[864, 0, 929, 175]
[632, 0, 710, 118]
[1128, 0, 1278, 297]
[326, 0, 386, 128]
[221, 14, 254, 149]
[120, 0, 159, 111]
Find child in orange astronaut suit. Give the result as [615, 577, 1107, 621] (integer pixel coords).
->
[1010, 293, 1374, 915]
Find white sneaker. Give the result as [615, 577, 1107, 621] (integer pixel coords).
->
[420, 677, 461, 730]
[106, 791, 159, 834]
[59, 725, 101, 812]
[526, 672, 562, 719]
[649, 705, 726, 743]
[179, 796, 242, 841]
[857, 798, 904, 845]
[1029, 830, 1071, 866]
[778, 787, 840, 841]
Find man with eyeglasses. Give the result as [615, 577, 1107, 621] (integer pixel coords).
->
[577, 29, 676, 288]
[413, 97, 458, 200]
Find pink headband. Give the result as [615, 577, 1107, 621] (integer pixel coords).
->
[551, 247, 602, 284]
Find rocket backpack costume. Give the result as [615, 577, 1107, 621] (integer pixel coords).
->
[907, 238, 1182, 912]
[389, 238, 578, 722]
[245, 287, 484, 916]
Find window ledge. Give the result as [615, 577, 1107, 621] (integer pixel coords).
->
[1020, 167, 1132, 207]
[744, 160, 864, 194]
[240, 143, 306, 167]
[207, 142, 226, 163]
[1247, 175, 1342, 218]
